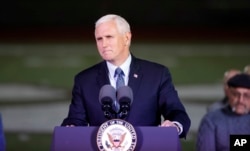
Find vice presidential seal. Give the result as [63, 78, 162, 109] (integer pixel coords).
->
[96, 119, 137, 151]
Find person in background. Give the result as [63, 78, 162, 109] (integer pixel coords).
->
[61, 14, 191, 138]
[196, 73, 250, 151]
[243, 64, 250, 75]
[0, 113, 6, 151]
[207, 69, 241, 112]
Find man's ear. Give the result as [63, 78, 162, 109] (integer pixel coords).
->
[125, 32, 132, 46]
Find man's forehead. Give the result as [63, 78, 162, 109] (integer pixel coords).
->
[230, 87, 250, 93]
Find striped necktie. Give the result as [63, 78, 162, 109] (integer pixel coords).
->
[114, 67, 125, 113]
[115, 67, 125, 89]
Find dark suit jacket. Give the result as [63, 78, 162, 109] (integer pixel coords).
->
[61, 55, 191, 138]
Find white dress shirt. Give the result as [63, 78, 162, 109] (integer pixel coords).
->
[106, 54, 131, 89]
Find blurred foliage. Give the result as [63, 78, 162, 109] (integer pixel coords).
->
[5, 132, 52, 151]
[0, 42, 249, 89]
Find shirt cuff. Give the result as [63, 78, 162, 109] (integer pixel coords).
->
[172, 121, 183, 135]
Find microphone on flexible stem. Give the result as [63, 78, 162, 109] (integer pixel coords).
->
[99, 85, 116, 119]
[117, 86, 133, 119]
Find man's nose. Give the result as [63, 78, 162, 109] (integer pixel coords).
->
[238, 95, 245, 103]
[102, 39, 107, 47]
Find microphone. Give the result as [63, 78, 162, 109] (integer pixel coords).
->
[99, 85, 116, 119]
[117, 86, 133, 119]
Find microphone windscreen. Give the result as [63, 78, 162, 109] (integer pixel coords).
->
[117, 86, 133, 104]
[99, 85, 116, 104]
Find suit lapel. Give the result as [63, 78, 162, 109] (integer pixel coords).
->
[128, 56, 142, 97]
[96, 61, 110, 88]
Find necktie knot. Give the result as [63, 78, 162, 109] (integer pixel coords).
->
[114, 67, 124, 77]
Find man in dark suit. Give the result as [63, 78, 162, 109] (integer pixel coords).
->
[61, 14, 191, 138]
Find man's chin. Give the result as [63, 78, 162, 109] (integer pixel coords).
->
[101, 55, 113, 60]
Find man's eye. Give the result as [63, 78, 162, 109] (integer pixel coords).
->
[106, 35, 113, 38]
[96, 38, 102, 41]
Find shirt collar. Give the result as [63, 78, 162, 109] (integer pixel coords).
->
[106, 54, 131, 78]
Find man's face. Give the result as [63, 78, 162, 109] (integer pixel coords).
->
[228, 87, 250, 115]
[94, 20, 131, 66]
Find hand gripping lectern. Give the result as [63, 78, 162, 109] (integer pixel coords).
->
[51, 126, 182, 151]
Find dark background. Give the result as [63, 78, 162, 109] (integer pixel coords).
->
[1, 0, 250, 42]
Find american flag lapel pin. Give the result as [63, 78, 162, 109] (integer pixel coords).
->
[133, 74, 138, 78]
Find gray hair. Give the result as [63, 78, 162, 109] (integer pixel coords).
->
[95, 14, 131, 34]
[244, 65, 250, 75]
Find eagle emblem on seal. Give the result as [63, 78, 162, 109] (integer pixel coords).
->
[96, 119, 137, 151]
[106, 132, 127, 150]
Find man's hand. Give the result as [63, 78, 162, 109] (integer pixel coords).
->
[66, 125, 75, 127]
[160, 120, 181, 133]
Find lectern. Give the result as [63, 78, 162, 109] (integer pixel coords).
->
[51, 126, 181, 151]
